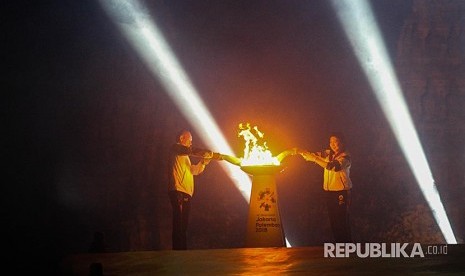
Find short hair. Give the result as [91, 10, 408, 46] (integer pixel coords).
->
[176, 129, 190, 142]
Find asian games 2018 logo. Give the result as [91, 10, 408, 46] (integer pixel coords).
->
[258, 188, 276, 211]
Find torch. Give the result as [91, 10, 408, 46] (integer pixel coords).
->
[220, 124, 297, 248]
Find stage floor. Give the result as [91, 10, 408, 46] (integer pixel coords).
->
[62, 245, 465, 275]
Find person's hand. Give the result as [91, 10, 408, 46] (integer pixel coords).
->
[203, 151, 214, 159]
[308, 153, 317, 162]
[300, 151, 317, 162]
[201, 158, 211, 165]
[212, 152, 223, 160]
[295, 148, 307, 155]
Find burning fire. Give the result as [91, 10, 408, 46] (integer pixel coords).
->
[238, 123, 280, 166]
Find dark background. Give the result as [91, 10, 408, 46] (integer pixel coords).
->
[4, 0, 463, 273]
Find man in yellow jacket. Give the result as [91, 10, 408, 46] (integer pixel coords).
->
[168, 130, 215, 250]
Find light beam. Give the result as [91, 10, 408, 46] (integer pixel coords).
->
[99, 0, 252, 201]
[330, 0, 456, 243]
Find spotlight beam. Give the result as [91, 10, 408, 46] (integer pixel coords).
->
[99, 0, 252, 201]
[331, 0, 456, 243]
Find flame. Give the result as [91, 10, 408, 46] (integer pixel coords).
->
[238, 123, 280, 166]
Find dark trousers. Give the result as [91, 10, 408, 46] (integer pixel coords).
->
[169, 191, 191, 250]
[325, 190, 352, 243]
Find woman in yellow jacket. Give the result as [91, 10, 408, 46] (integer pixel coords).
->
[299, 132, 352, 243]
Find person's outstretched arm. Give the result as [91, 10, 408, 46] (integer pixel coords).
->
[299, 150, 329, 169]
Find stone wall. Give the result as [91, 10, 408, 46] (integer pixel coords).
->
[396, 0, 465, 242]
